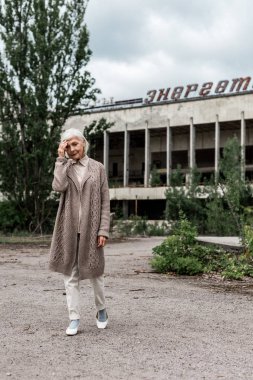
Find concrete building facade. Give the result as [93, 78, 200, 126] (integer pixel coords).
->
[64, 83, 253, 219]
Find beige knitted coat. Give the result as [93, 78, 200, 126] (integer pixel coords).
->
[49, 157, 110, 280]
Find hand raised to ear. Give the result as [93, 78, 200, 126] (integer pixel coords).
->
[58, 140, 68, 158]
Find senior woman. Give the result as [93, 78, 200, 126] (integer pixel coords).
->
[49, 128, 110, 336]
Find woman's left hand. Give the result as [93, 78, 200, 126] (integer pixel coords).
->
[97, 236, 107, 248]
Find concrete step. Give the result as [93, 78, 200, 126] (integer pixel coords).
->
[196, 236, 243, 252]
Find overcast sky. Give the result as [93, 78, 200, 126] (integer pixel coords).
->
[85, 0, 252, 102]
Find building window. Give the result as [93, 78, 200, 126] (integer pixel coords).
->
[112, 162, 118, 177]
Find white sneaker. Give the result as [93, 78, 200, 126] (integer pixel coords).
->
[96, 309, 108, 329]
[66, 319, 80, 336]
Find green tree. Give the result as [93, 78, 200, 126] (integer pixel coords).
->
[149, 165, 161, 187]
[205, 188, 236, 236]
[218, 136, 251, 235]
[83, 118, 113, 160]
[165, 167, 207, 232]
[165, 137, 252, 236]
[0, 0, 107, 233]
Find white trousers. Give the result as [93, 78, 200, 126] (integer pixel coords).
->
[64, 264, 106, 320]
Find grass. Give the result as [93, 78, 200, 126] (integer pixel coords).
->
[0, 234, 52, 245]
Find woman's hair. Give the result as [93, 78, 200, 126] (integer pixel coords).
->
[61, 128, 89, 155]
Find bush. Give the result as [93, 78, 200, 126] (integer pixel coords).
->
[149, 167, 161, 187]
[220, 255, 253, 280]
[151, 214, 207, 275]
[165, 137, 253, 237]
[0, 198, 59, 234]
[242, 225, 253, 257]
[151, 214, 253, 279]
[151, 252, 203, 275]
[151, 255, 172, 273]
[173, 257, 203, 275]
[205, 196, 238, 236]
[0, 200, 26, 233]
[131, 216, 148, 235]
[170, 213, 197, 246]
[115, 219, 134, 237]
[114, 216, 170, 237]
[146, 221, 170, 236]
[165, 186, 207, 234]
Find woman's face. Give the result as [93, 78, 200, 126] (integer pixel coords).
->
[65, 137, 85, 160]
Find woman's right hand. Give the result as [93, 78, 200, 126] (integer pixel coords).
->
[57, 140, 68, 158]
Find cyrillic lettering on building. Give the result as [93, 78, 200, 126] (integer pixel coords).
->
[171, 86, 184, 100]
[215, 80, 229, 94]
[184, 84, 198, 98]
[230, 77, 251, 92]
[145, 90, 157, 103]
[157, 88, 170, 101]
[199, 82, 213, 96]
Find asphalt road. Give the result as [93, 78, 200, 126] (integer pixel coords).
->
[1, 237, 253, 380]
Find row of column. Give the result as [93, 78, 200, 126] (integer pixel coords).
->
[103, 111, 246, 187]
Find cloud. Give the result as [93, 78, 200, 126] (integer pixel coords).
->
[86, 0, 253, 100]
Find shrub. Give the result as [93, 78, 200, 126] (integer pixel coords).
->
[220, 255, 253, 280]
[151, 214, 206, 275]
[165, 137, 253, 237]
[131, 216, 148, 235]
[0, 198, 59, 234]
[151, 214, 253, 279]
[205, 196, 237, 236]
[114, 216, 170, 237]
[0, 200, 26, 233]
[170, 213, 197, 246]
[149, 166, 161, 187]
[242, 225, 253, 257]
[115, 219, 134, 237]
[173, 257, 203, 275]
[151, 255, 172, 273]
[165, 186, 207, 233]
[146, 221, 170, 236]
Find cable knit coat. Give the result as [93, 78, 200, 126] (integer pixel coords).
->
[49, 156, 110, 280]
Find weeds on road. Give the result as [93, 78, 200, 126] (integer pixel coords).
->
[0, 233, 51, 245]
[151, 213, 253, 280]
[112, 216, 170, 237]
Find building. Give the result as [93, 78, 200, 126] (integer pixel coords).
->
[64, 76, 253, 219]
